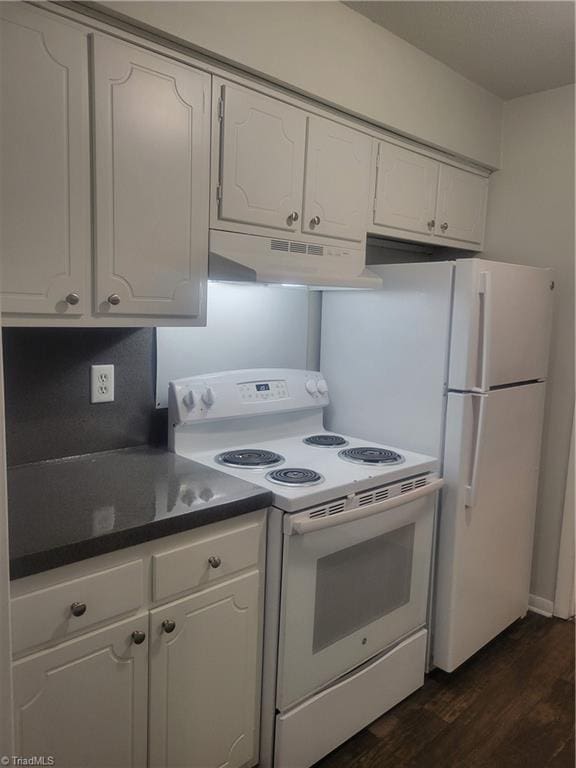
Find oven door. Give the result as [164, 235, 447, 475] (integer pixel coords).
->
[276, 484, 438, 710]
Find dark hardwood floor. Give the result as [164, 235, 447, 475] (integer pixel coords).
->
[314, 614, 575, 768]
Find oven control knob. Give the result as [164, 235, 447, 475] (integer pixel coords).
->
[317, 379, 328, 395]
[202, 387, 215, 407]
[182, 390, 195, 411]
[305, 379, 318, 395]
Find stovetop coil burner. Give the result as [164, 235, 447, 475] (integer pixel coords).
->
[303, 434, 349, 447]
[216, 449, 284, 468]
[338, 447, 404, 465]
[266, 468, 324, 486]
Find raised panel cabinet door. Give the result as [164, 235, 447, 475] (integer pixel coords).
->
[435, 164, 488, 245]
[302, 117, 372, 242]
[149, 571, 261, 768]
[217, 84, 307, 232]
[0, 4, 89, 316]
[373, 143, 439, 236]
[92, 35, 210, 318]
[12, 614, 149, 768]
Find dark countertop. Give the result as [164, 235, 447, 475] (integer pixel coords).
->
[8, 446, 272, 580]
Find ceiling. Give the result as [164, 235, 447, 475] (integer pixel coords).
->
[344, 1, 575, 99]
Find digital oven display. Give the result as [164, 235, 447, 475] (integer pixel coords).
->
[255, 383, 270, 392]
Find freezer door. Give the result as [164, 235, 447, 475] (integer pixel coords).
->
[449, 259, 554, 391]
[321, 261, 453, 458]
[433, 384, 546, 672]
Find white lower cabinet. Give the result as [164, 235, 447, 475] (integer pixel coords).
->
[11, 512, 266, 768]
[13, 614, 149, 768]
[149, 570, 261, 768]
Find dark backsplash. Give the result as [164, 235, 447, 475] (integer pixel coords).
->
[2, 328, 167, 467]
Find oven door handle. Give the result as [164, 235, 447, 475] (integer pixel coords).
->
[285, 478, 444, 535]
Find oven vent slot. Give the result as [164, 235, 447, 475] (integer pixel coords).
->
[414, 477, 428, 488]
[307, 499, 346, 519]
[289, 241, 307, 254]
[271, 239, 289, 252]
[401, 480, 415, 493]
[308, 244, 324, 256]
[357, 487, 390, 507]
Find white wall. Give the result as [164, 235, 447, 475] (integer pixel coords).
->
[95, 0, 503, 168]
[483, 84, 575, 603]
[155, 283, 320, 408]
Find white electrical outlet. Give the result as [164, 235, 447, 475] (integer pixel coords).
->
[91, 364, 115, 403]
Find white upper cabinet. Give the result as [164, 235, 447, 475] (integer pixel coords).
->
[0, 4, 90, 316]
[217, 83, 307, 232]
[373, 143, 439, 237]
[370, 140, 489, 250]
[302, 117, 372, 242]
[92, 35, 210, 319]
[435, 164, 488, 245]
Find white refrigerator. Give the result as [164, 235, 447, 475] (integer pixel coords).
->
[321, 258, 553, 672]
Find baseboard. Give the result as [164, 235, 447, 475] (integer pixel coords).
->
[528, 594, 554, 617]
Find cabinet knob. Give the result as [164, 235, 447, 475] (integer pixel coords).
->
[65, 293, 80, 306]
[107, 294, 121, 306]
[131, 630, 146, 645]
[208, 556, 222, 569]
[311, 215, 321, 227]
[427, 220, 435, 231]
[70, 601, 87, 618]
[440, 222, 449, 232]
[162, 619, 176, 634]
[288, 211, 299, 224]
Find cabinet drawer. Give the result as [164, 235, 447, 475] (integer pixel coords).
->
[153, 519, 262, 602]
[12, 560, 144, 656]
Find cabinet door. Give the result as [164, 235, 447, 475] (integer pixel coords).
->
[13, 614, 148, 768]
[218, 83, 307, 232]
[373, 143, 439, 236]
[435, 165, 488, 245]
[92, 35, 210, 319]
[302, 117, 371, 242]
[0, 4, 89, 316]
[149, 571, 261, 768]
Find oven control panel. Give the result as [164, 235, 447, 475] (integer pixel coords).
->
[237, 380, 289, 402]
[169, 369, 329, 424]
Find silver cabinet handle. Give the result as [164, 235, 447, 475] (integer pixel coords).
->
[107, 294, 121, 306]
[131, 630, 146, 645]
[440, 222, 448, 232]
[65, 293, 80, 306]
[208, 556, 222, 569]
[288, 211, 299, 224]
[311, 215, 321, 227]
[70, 602, 87, 617]
[427, 220, 435, 231]
[162, 619, 176, 634]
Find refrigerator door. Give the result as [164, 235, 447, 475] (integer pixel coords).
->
[321, 261, 453, 458]
[449, 259, 554, 391]
[434, 383, 546, 672]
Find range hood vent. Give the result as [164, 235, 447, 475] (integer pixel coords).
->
[209, 230, 382, 289]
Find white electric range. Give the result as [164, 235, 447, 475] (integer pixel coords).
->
[169, 369, 443, 768]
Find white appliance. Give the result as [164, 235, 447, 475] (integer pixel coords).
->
[209, 230, 383, 289]
[321, 258, 553, 673]
[169, 369, 443, 768]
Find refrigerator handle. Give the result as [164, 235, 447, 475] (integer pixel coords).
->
[473, 270, 492, 393]
[465, 393, 487, 508]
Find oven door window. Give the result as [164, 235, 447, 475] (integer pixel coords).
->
[277, 495, 435, 711]
[313, 524, 414, 654]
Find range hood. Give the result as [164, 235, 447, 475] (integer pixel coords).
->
[209, 230, 382, 289]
